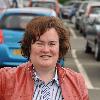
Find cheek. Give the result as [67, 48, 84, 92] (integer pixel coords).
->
[30, 46, 38, 56]
[53, 47, 59, 56]
[57, 46, 60, 58]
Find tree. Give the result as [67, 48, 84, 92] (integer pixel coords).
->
[59, 0, 70, 4]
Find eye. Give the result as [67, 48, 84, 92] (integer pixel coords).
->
[36, 42, 43, 45]
[36, 42, 42, 45]
[49, 42, 56, 46]
[35, 41, 43, 46]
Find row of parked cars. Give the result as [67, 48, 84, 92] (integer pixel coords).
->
[0, 0, 65, 67]
[74, 0, 100, 61]
[60, 0, 100, 61]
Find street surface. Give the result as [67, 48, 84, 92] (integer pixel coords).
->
[64, 20, 100, 100]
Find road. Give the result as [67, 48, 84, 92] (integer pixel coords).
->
[64, 20, 100, 100]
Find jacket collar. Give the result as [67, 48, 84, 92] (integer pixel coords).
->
[26, 61, 66, 85]
[56, 63, 66, 84]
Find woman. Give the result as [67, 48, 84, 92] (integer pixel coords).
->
[0, 16, 89, 100]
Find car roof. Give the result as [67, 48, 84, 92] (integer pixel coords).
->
[88, 2, 100, 6]
[4, 7, 56, 15]
[78, 1, 93, 10]
[32, 0, 56, 2]
[87, 2, 100, 11]
[64, 0, 82, 4]
[78, 1, 100, 11]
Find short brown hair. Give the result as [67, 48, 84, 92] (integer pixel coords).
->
[21, 16, 70, 60]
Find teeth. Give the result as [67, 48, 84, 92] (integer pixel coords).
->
[41, 55, 51, 57]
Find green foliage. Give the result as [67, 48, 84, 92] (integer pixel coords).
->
[59, 0, 70, 4]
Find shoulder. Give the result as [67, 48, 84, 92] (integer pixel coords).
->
[63, 67, 84, 83]
[15, 61, 32, 76]
[0, 62, 31, 89]
[63, 67, 81, 77]
[0, 62, 31, 77]
[57, 64, 88, 99]
[0, 67, 17, 94]
[57, 65, 85, 85]
[63, 67, 89, 99]
[58, 66, 85, 87]
[57, 64, 84, 82]
[58, 66, 88, 91]
[0, 67, 17, 76]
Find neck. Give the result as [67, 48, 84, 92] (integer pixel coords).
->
[34, 66, 56, 84]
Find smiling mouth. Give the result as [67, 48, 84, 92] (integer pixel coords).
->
[40, 55, 52, 58]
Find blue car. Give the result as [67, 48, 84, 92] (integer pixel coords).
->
[0, 7, 64, 67]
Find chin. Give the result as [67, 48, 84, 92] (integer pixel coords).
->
[40, 62, 56, 67]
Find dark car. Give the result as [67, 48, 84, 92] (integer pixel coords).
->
[85, 17, 100, 61]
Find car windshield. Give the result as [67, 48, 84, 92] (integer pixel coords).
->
[0, 14, 36, 30]
[91, 6, 100, 14]
[32, 2, 56, 10]
[64, 1, 81, 6]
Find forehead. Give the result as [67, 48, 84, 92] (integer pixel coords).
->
[38, 28, 59, 41]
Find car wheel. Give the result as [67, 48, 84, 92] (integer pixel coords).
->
[85, 42, 92, 53]
[95, 43, 100, 61]
[79, 28, 82, 33]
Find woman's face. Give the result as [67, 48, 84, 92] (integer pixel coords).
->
[30, 28, 59, 69]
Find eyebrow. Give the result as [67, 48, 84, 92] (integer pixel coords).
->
[36, 40, 58, 43]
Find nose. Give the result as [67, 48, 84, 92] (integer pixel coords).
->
[42, 45, 50, 53]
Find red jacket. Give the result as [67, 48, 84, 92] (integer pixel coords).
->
[0, 62, 89, 100]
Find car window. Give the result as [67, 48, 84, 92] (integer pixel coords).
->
[32, 2, 56, 10]
[0, 14, 35, 30]
[82, 3, 88, 11]
[64, 1, 81, 6]
[91, 6, 100, 14]
[64, 1, 77, 6]
[73, 3, 81, 9]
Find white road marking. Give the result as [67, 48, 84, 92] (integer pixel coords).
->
[69, 27, 94, 89]
[71, 49, 94, 89]
[69, 27, 77, 39]
[69, 26, 100, 90]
